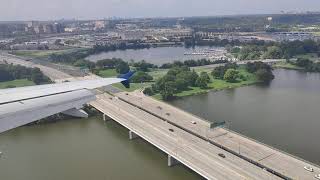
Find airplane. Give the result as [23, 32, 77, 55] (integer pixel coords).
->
[0, 71, 135, 134]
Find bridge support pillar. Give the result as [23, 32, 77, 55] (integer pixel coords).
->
[129, 130, 139, 140]
[168, 155, 180, 167]
[62, 108, 88, 118]
[103, 114, 111, 122]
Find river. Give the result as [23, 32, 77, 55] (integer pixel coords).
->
[170, 69, 320, 165]
[86, 46, 225, 65]
[0, 69, 319, 179]
[0, 118, 201, 180]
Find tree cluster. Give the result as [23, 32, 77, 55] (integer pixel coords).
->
[130, 71, 153, 83]
[223, 69, 240, 83]
[91, 42, 151, 54]
[294, 58, 320, 72]
[160, 59, 228, 69]
[49, 49, 91, 65]
[234, 40, 320, 60]
[150, 66, 203, 100]
[211, 63, 239, 79]
[95, 58, 130, 74]
[0, 64, 51, 85]
[131, 60, 158, 72]
[246, 62, 275, 82]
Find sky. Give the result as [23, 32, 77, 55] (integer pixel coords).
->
[1, 0, 320, 21]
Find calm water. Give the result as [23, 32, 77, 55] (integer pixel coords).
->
[170, 69, 320, 165]
[86, 46, 221, 65]
[0, 119, 201, 180]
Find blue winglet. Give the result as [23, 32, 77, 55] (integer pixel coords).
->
[117, 71, 135, 88]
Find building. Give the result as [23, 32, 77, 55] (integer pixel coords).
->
[94, 21, 105, 31]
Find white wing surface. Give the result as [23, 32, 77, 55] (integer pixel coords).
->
[0, 77, 125, 133]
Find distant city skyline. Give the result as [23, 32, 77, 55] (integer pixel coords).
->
[1, 0, 320, 21]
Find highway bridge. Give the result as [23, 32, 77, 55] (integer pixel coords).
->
[90, 91, 320, 180]
[91, 93, 281, 180]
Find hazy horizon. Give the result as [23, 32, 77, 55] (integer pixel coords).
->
[1, 0, 320, 21]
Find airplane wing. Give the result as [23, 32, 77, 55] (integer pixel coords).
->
[0, 72, 134, 134]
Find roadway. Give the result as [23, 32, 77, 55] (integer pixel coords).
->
[91, 93, 281, 180]
[115, 91, 320, 180]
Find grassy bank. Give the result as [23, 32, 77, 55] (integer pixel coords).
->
[97, 65, 259, 99]
[97, 69, 118, 78]
[11, 49, 80, 59]
[273, 62, 304, 70]
[172, 68, 258, 98]
[0, 79, 35, 89]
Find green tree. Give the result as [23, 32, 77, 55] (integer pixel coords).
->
[190, 70, 199, 86]
[160, 81, 176, 100]
[131, 71, 153, 83]
[115, 61, 130, 74]
[195, 72, 211, 89]
[143, 87, 154, 96]
[211, 66, 225, 79]
[200, 72, 210, 83]
[296, 58, 312, 67]
[0, 66, 13, 82]
[255, 69, 275, 82]
[195, 76, 208, 89]
[31, 68, 51, 85]
[263, 46, 283, 59]
[223, 69, 239, 83]
[175, 78, 189, 91]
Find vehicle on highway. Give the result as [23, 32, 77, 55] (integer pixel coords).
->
[304, 166, 314, 172]
[218, 153, 226, 158]
[169, 128, 174, 132]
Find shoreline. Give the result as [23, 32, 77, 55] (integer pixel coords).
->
[151, 79, 260, 101]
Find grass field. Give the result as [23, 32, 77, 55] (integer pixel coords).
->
[97, 69, 119, 78]
[11, 48, 86, 59]
[147, 69, 168, 80]
[273, 62, 304, 70]
[0, 79, 35, 89]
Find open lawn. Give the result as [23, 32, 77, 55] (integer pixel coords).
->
[98, 69, 118, 78]
[0, 79, 35, 89]
[147, 69, 168, 80]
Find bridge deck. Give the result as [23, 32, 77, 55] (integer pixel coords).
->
[91, 93, 281, 180]
[115, 91, 320, 180]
